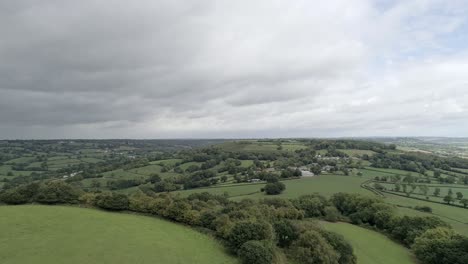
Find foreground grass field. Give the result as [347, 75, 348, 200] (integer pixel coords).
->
[321, 222, 415, 264]
[0, 205, 238, 264]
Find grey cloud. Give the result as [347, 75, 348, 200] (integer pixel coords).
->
[0, 0, 468, 138]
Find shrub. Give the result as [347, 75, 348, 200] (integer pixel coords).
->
[324, 206, 341, 222]
[391, 216, 450, 246]
[414, 206, 432, 213]
[95, 192, 129, 211]
[227, 221, 274, 251]
[35, 181, 81, 204]
[237, 240, 274, 264]
[290, 230, 340, 264]
[274, 220, 299, 248]
[292, 194, 328, 217]
[264, 182, 286, 195]
[0, 183, 40, 204]
[0, 188, 30, 204]
[413, 227, 468, 264]
[147, 174, 161, 183]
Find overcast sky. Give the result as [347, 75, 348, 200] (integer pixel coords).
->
[1, 0, 468, 139]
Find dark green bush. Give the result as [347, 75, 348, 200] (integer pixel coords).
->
[264, 182, 286, 195]
[237, 240, 274, 264]
[95, 192, 129, 211]
[227, 221, 273, 251]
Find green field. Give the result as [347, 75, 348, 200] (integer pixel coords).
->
[129, 164, 163, 175]
[338, 149, 376, 157]
[4, 156, 36, 164]
[150, 159, 183, 166]
[80, 157, 104, 163]
[175, 175, 375, 199]
[383, 192, 468, 236]
[218, 141, 307, 153]
[0, 205, 238, 264]
[239, 160, 254, 167]
[102, 169, 144, 179]
[179, 161, 202, 170]
[379, 182, 468, 203]
[321, 222, 415, 264]
[362, 168, 423, 178]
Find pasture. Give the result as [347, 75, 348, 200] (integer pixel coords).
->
[384, 192, 468, 236]
[0, 205, 238, 264]
[218, 141, 307, 153]
[175, 175, 375, 199]
[338, 149, 376, 157]
[321, 222, 415, 264]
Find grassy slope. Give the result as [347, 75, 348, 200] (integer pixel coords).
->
[0, 205, 238, 264]
[321, 222, 415, 264]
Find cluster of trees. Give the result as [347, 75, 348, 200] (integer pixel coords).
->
[386, 182, 468, 207]
[0, 181, 81, 205]
[182, 170, 218, 189]
[412, 227, 468, 264]
[370, 153, 428, 174]
[308, 139, 394, 152]
[280, 168, 302, 178]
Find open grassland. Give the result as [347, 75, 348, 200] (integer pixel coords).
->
[128, 164, 163, 175]
[0, 165, 38, 177]
[4, 156, 36, 164]
[0, 205, 238, 264]
[338, 149, 376, 157]
[362, 168, 423, 178]
[179, 161, 202, 170]
[102, 169, 144, 179]
[175, 175, 375, 199]
[359, 167, 468, 235]
[149, 159, 183, 166]
[321, 222, 415, 264]
[379, 182, 468, 203]
[384, 193, 468, 236]
[395, 206, 468, 237]
[239, 160, 254, 167]
[79, 157, 104, 163]
[218, 141, 307, 153]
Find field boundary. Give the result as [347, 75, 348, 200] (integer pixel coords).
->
[362, 167, 424, 177]
[372, 180, 468, 189]
[377, 187, 468, 211]
[361, 180, 385, 196]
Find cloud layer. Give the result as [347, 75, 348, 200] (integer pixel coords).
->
[1, 0, 468, 138]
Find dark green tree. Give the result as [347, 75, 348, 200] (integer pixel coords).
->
[237, 240, 274, 264]
[227, 221, 273, 251]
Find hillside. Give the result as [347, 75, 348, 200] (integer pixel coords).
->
[321, 222, 416, 264]
[0, 205, 238, 264]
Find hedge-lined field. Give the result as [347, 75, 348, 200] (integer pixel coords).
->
[321, 222, 415, 264]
